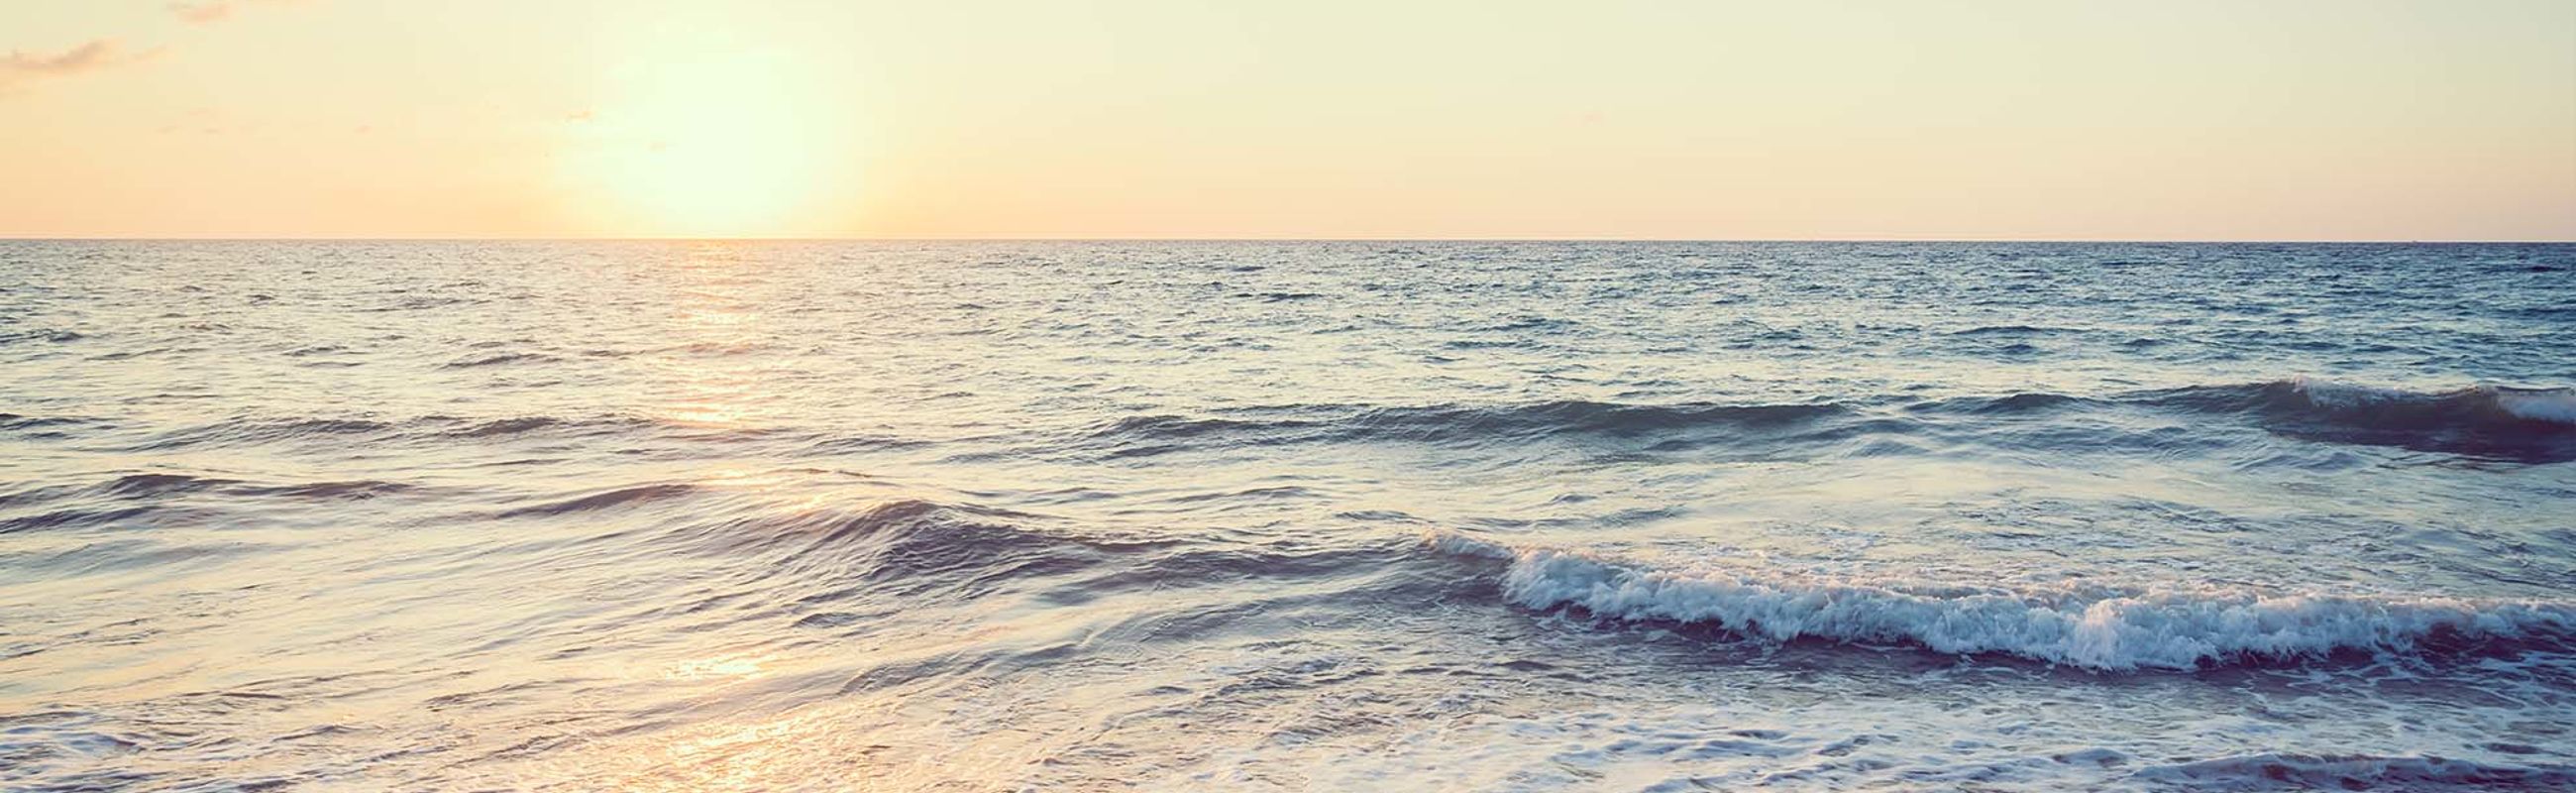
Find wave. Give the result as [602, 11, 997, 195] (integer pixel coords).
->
[491, 482, 699, 518]
[2141, 378, 2576, 462]
[1902, 378, 2573, 428]
[2149, 377, 2575, 426]
[657, 498, 1397, 618]
[221, 479, 416, 500]
[1894, 378, 2576, 462]
[0, 328, 86, 345]
[443, 416, 570, 437]
[0, 474, 418, 517]
[674, 499, 1180, 609]
[0, 412, 93, 431]
[442, 352, 559, 369]
[125, 412, 736, 450]
[1948, 324, 2076, 336]
[2130, 753, 2576, 790]
[1426, 533, 2576, 671]
[0, 505, 167, 534]
[1074, 379, 2575, 463]
[97, 472, 238, 496]
[1085, 399, 1847, 457]
[75, 379, 2576, 468]
[133, 417, 398, 449]
[1906, 392, 2094, 415]
[439, 415, 636, 438]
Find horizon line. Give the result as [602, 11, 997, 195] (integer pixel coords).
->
[4, 236, 2573, 244]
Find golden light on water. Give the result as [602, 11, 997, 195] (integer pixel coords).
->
[644, 245, 776, 429]
[664, 654, 769, 681]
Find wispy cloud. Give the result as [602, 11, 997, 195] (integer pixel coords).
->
[6, 41, 124, 75]
[1, 40, 162, 91]
[4, 0, 302, 95]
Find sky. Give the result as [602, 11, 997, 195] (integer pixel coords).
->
[2, 0, 2571, 240]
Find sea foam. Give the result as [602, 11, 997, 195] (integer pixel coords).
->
[2276, 377, 2576, 426]
[1428, 532, 2576, 671]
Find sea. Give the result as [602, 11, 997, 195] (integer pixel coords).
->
[2, 240, 2572, 791]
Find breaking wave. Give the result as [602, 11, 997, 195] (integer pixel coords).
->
[2137, 378, 2576, 462]
[1428, 533, 2576, 671]
[2149, 378, 2575, 426]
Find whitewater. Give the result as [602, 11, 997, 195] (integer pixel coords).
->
[2, 240, 2571, 791]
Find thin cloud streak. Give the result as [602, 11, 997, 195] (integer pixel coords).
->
[1, 40, 165, 93]
[5, 0, 306, 96]
[5, 41, 124, 75]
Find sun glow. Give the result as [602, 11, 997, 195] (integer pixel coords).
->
[569, 52, 854, 237]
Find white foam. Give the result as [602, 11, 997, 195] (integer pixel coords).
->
[1428, 532, 2576, 671]
[2286, 377, 2576, 426]
[2287, 376, 2419, 408]
[2498, 389, 2576, 424]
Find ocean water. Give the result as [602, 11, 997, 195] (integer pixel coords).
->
[2, 240, 2572, 792]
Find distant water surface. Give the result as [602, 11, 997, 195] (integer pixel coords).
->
[3, 241, 2573, 791]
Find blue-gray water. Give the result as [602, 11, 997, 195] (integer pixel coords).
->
[3, 241, 2573, 791]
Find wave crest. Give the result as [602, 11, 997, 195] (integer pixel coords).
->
[2155, 378, 2575, 426]
[1428, 533, 2576, 671]
[2125, 378, 2576, 462]
[1085, 399, 1846, 457]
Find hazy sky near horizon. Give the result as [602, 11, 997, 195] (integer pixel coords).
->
[3, 1, 2572, 240]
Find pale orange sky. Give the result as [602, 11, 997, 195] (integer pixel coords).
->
[3, 1, 2572, 240]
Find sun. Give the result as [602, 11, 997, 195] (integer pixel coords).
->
[569, 52, 846, 238]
